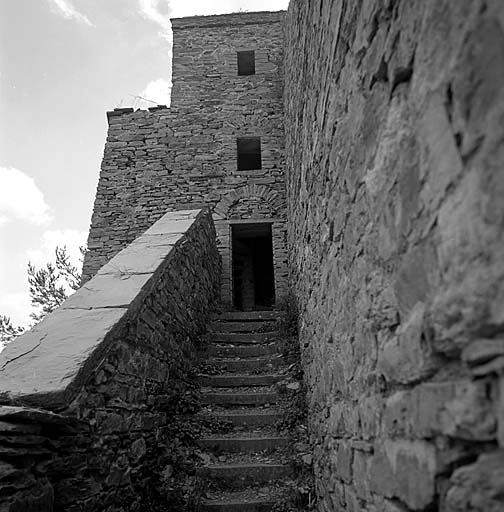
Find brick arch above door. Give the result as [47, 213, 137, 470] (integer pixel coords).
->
[213, 184, 286, 220]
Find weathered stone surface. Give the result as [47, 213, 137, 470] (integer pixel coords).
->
[62, 273, 152, 309]
[440, 380, 497, 441]
[2, 3, 502, 511]
[0, 308, 126, 407]
[0, 406, 76, 427]
[369, 440, 437, 510]
[462, 338, 504, 374]
[382, 380, 496, 443]
[378, 302, 437, 384]
[284, 0, 504, 510]
[499, 376, 504, 448]
[7, 479, 54, 512]
[332, 440, 352, 483]
[445, 451, 504, 512]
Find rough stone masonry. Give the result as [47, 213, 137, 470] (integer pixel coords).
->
[0, 210, 220, 510]
[1, 1, 503, 511]
[83, 11, 288, 307]
[285, 1, 504, 511]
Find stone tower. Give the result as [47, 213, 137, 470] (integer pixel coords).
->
[83, 11, 287, 310]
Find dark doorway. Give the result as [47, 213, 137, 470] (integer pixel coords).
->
[232, 223, 275, 311]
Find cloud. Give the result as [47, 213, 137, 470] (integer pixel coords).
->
[26, 228, 88, 270]
[139, 78, 171, 106]
[138, 0, 173, 42]
[0, 166, 53, 227]
[48, 0, 94, 26]
[168, 0, 289, 18]
[0, 292, 32, 329]
[0, 229, 87, 330]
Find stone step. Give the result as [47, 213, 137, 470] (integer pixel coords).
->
[202, 409, 282, 427]
[206, 343, 282, 358]
[209, 321, 278, 333]
[200, 487, 285, 512]
[196, 463, 292, 488]
[198, 374, 282, 388]
[207, 355, 286, 373]
[198, 436, 288, 453]
[200, 497, 276, 512]
[216, 311, 285, 322]
[201, 391, 279, 406]
[204, 333, 276, 345]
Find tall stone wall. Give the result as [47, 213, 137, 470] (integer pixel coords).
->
[0, 209, 220, 511]
[284, 1, 504, 511]
[83, 11, 287, 306]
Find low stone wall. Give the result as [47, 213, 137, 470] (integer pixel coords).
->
[0, 209, 220, 511]
[285, 1, 504, 511]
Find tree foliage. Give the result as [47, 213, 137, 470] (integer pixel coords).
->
[0, 316, 24, 349]
[28, 246, 82, 322]
[0, 246, 85, 349]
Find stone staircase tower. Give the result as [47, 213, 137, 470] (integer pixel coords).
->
[83, 11, 288, 311]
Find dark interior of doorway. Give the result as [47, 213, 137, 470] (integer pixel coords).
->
[232, 223, 275, 311]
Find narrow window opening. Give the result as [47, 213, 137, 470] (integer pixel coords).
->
[237, 50, 255, 75]
[237, 137, 261, 171]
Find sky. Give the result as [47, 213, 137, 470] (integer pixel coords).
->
[0, 0, 289, 327]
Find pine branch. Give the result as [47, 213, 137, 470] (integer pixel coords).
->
[2, 244, 86, 339]
[55, 246, 82, 291]
[27, 246, 84, 322]
[0, 315, 24, 348]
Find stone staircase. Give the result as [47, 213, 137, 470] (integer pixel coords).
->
[195, 310, 294, 511]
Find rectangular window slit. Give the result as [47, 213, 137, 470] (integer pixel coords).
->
[237, 137, 261, 171]
[237, 50, 255, 76]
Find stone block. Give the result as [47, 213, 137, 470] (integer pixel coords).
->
[418, 91, 463, 213]
[370, 440, 437, 510]
[439, 380, 496, 441]
[353, 451, 372, 500]
[358, 395, 384, 440]
[378, 302, 438, 384]
[383, 379, 497, 442]
[444, 451, 504, 512]
[386, 500, 409, 512]
[414, 382, 459, 438]
[0, 308, 127, 407]
[498, 375, 504, 448]
[383, 390, 413, 438]
[96, 411, 128, 434]
[6, 478, 54, 512]
[331, 440, 353, 483]
[462, 338, 504, 374]
[62, 273, 152, 310]
[328, 480, 346, 510]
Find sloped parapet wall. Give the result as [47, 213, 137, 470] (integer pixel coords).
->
[0, 209, 220, 511]
[285, 1, 504, 511]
